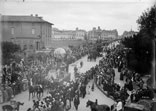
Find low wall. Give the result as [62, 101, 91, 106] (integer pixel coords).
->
[94, 78, 114, 100]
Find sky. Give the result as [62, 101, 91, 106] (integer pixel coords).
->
[0, 0, 155, 35]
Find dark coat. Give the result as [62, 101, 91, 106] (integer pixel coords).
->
[74, 97, 80, 106]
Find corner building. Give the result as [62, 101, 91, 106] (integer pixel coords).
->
[1, 14, 53, 51]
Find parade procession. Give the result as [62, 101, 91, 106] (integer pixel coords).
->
[0, 0, 156, 111]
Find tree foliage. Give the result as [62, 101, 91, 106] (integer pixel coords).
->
[121, 5, 156, 75]
[1, 41, 21, 65]
[137, 5, 156, 38]
[122, 34, 152, 74]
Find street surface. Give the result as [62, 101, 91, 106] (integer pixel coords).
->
[0, 55, 124, 111]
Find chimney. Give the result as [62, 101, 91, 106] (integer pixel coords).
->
[76, 27, 78, 31]
[38, 17, 43, 19]
[30, 14, 33, 16]
[93, 27, 96, 31]
[35, 14, 38, 17]
[98, 26, 101, 30]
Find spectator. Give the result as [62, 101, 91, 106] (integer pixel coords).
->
[74, 95, 80, 111]
[116, 99, 123, 111]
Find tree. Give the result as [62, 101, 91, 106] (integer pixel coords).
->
[137, 5, 156, 38]
[121, 5, 156, 75]
[1, 41, 21, 65]
[122, 34, 152, 74]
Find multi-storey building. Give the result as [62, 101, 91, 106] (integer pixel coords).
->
[75, 28, 86, 40]
[101, 29, 118, 40]
[88, 26, 118, 41]
[52, 28, 75, 40]
[52, 27, 86, 40]
[1, 14, 53, 51]
[122, 30, 138, 38]
[88, 27, 102, 40]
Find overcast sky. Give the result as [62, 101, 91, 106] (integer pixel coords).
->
[0, 0, 155, 35]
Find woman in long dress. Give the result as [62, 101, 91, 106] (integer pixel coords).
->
[74, 95, 80, 111]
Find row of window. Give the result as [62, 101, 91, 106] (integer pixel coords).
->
[23, 42, 40, 50]
[11, 27, 36, 35]
[11, 27, 51, 37]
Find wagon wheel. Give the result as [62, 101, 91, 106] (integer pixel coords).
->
[137, 99, 151, 111]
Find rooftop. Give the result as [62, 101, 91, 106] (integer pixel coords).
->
[1, 15, 54, 25]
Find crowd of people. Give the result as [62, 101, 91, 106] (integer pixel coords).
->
[1, 40, 153, 111]
[93, 45, 153, 111]
[0, 42, 91, 104]
[27, 64, 93, 111]
[1, 60, 25, 103]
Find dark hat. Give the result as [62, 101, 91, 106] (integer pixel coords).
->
[116, 98, 121, 102]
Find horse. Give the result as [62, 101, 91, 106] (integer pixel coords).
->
[36, 85, 44, 99]
[28, 84, 44, 100]
[28, 85, 36, 100]
[86, 100, 110, 111]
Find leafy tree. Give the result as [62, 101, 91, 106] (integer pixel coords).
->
[137, 5, 156, 38]
[122, 34, 152, 74]
[121, 5, 156, 75]
[1, 41, 21, 65]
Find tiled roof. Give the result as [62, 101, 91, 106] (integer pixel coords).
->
[11, 37, 41, 39]
[1, 15, 53, 25]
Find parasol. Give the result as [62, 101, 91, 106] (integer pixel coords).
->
[54, 48, 66, 59]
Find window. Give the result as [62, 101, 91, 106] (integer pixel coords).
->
[11, 27, 15, 34]
[30, 45, 33, 49]
[23, 45, 27, 50]
[32, 28, 35, 34]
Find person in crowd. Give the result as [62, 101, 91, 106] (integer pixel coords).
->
[74, 95, 80, 111]
[95, 99, 98, 105]
[87, 85, 91, 95]
[116, 99, 123, 111]
[80, 61, 83, 68]
[27, 108, 32, 111]
[33, 100, 41, 111]
[91, 82, 94, 91]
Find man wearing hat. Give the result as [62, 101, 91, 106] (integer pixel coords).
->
[74, 95, 80, 111]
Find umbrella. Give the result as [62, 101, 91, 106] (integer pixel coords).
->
[63, 47, 72, 55]
[54, 48, 66, 59]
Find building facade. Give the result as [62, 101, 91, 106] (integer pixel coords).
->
[75, 27, 86, 40]
[88, 27, 101, 40]
[88, 26, 118, 41]
[101, 29, 118, 40]
[122, 30, 138, 38]
[52, 28, 75, 40]
[52, 27, 86, 40]
[1, 14, 53, 51]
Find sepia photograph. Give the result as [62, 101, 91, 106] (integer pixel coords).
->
[0, 0, 156, 111]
